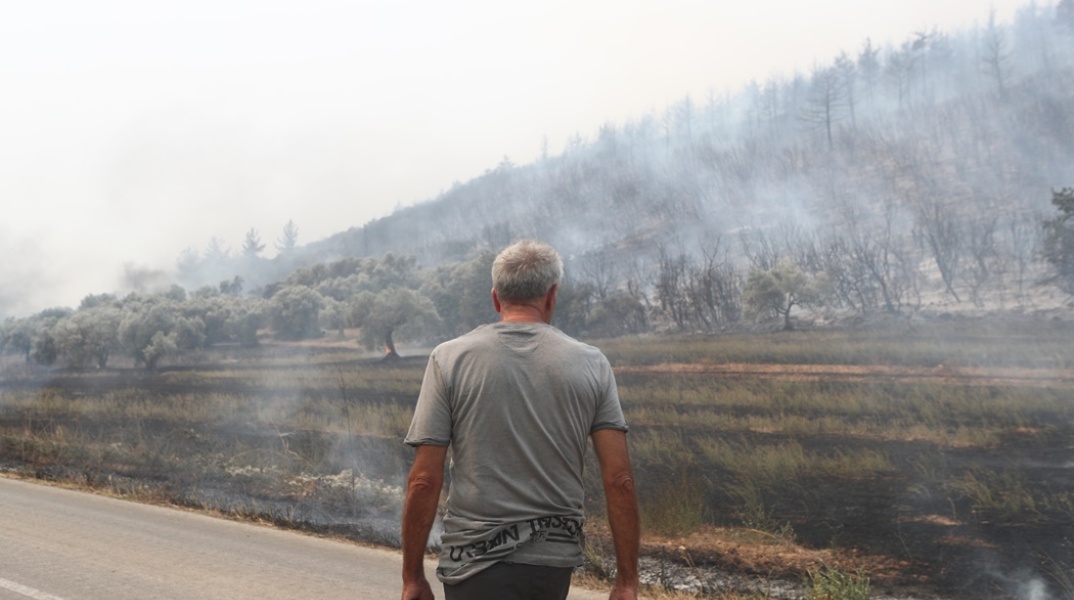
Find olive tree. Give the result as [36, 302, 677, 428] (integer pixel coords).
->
[267, 285, 324, 341]
[420, 250, 498, 337]
[55, 305, 122, 368]
[348, 286, 439, 359]
[118, 299, 173, 368]
[743, 261, 829, 330]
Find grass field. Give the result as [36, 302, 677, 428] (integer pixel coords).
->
[1, 317, 1072, 598]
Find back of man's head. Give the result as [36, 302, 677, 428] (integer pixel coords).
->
[492, 240, 563, 303]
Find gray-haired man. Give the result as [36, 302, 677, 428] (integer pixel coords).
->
[401, 240, 639, 600]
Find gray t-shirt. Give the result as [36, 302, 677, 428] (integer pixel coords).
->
[404, 322, 627, 583]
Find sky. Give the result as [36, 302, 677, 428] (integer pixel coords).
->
[0, 0, 1034, 317]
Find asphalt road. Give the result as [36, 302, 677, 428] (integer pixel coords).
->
[0, 477, 607, 600]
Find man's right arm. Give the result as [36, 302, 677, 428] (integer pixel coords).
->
[591, 428, 640, 600]
[400, 444, 448, 600]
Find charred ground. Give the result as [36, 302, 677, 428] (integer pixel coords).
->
[1, 318, 1072, 599]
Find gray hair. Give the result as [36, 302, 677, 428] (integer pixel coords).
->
[491, 240, 564, 302]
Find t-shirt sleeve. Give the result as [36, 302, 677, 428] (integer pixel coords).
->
[404, 352, 453, 447]
[591, 355, 628, 433]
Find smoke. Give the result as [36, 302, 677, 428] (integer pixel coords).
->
[1019, 577, 1051, 600]
[987, 571, 1062, 600]
[0, 225, 72, 318]
[121, 263, 173, 296]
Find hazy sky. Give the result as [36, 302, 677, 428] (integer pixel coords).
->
[1, 0, 1032, 317]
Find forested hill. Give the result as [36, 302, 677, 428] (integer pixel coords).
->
[5, 4, 1074, 370]
[308, 3, 1074, 286]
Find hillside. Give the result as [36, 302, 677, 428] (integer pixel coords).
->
[6, 4, 1074, 368]
[295, 4, 1074, 319]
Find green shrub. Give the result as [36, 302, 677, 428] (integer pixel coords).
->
[805, 568, 870, 600]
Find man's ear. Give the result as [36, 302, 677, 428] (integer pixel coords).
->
[492, 288, 502, 314]
[545, 284, 558, 311]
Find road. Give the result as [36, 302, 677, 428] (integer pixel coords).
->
[0, 477, 607, 600]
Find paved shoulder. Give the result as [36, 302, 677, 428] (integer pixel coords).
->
[0, 477, 607, 599]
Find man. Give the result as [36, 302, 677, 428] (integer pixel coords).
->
[401, 240, 639, 600]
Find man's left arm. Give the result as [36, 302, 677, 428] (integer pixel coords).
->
[592, 428, 640, 600]
[400, 444, 448, 600]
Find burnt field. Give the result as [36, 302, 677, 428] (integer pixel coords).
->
[1, 317, 1073, 599]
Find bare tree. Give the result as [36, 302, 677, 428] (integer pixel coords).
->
[886, 41, 917, 112]
[655, 247, 689, 330]
[857, 38, 881, 113]
[963, 216, 1000, 306]
[686, 240, 742, 328]
[1005, 211, 1042, 304]
[914, 198, 964, 302]
[834, 52, 858, 129]
[739, 229, 782, 272]
[981, 9, 1011, 97]
[576, 252, 619, 301]
[801, 65, 848, 151]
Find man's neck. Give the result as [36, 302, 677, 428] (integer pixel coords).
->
[498, 303, 547, 324]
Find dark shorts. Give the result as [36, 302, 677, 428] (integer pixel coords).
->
[442, 562, 573, 600]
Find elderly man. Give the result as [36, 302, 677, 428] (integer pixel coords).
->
[401, 240, 639, 600]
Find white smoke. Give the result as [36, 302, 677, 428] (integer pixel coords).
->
[1018, 577, 1051, 600]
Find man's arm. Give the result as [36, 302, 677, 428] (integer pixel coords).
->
[591, 428, 640, 600]
[400, 444, 448, 600]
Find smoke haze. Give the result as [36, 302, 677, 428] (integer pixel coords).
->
[0, 0, 1033, 317]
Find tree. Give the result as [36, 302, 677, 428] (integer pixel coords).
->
[0, 309, 70, 364]
[118, 300, 170, 368]
[29, 308, 71, 365]
[276, 220, 299, 254]
[420, 250, 498, 337]
[836, 209, 917, 315]
[232, 299, 265, 348]
[981, 9, 1011, 96]
[319, 297, 349, 337]
[964, 216, 1000, 307]
[267, 285, 323, 340]
[0, 317, 34, 362]
[55, 306, 122, 368]
[142, 331, 178, 372]
[655, 249, 689, 330]
[241, 228, 266, 258]
[743, 262, 828, 331]
[1042, 187, 1074, 294]
[915, 198, 964, 302]
[219, 276, 244, 296]
[801, 65, 848, 151]
[833, 52, 858, 128]
[857, 38, 881, 111]
[585, 292, 649, 337]
[175, 247, 201, 281]
[204, 237, 230, 264]
[349, 286, 439, 360]
[886, 40, 918, 111]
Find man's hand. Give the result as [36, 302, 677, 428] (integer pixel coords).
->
[400, 445, 447, 600]
[592, 429, 640, 597]
[401, 578, 435, 600]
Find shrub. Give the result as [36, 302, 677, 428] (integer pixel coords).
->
[805, 568, 871, 600]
